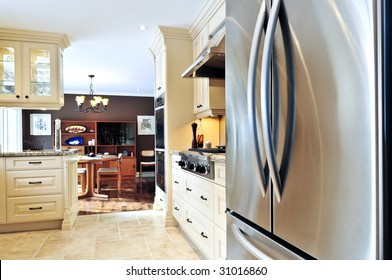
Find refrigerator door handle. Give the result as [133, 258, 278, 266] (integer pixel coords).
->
[231, 224, 273, 260]
[260, 0, 296, 203]
[247, 0, 269, 196]
[260, 0, 283, 201]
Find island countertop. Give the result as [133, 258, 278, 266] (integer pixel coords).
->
[0, 149, 81, 157]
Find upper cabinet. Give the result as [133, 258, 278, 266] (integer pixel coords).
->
[0, 28, 70, 110]
[189, 0, 226, 118]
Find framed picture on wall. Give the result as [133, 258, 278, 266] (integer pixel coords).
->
[30, 113, 52, 135]
[137, 115, 155, 135]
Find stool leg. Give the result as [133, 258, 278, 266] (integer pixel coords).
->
[81, 175, 86, 194]
[118, 176, 122, 195]
[139, 163, 143, 192]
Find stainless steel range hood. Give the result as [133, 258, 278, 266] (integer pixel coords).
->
[182, 27, 225, 79]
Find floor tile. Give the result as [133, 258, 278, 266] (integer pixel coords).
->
[0, 209, 201, 260]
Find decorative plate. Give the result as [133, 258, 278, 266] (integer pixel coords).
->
[65, 125, 86, 133]
[65, 137, 83, 146]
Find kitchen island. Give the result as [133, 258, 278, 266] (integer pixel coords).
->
[0, 149, 81, 232]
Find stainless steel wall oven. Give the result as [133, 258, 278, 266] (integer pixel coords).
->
[155, 92, 165, 192]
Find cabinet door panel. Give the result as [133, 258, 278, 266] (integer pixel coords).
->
[0, 41, 21, 102]
[22, 42, 58, 103]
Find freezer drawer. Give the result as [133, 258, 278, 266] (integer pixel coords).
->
[227, 212, 303, 260]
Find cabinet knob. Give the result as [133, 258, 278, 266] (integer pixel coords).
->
[25, 95, 29, 99]
[16, 95, 20, 98]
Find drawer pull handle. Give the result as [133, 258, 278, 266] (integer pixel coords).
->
[186, 218, 193, 224]
[29, 207, 43, 211]
[186, 187, 192, 192]
[28, 161, 42, 165]
[200, 195, 208, 201]
[201, 232, 208, 239]
[174, 181, 179, 184]
[174, 207, 180, 211]
[29, 181, 42, 185]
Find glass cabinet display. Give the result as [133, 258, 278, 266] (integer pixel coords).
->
[97, 122, 135, 146]
[0, 28, 69, 109]
[0, 42, 19, 100]
[29, 47, 51, 97]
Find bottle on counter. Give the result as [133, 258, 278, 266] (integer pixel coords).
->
[197, 119, 204, 148]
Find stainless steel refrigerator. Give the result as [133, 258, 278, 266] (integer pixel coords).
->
[226, 0, 392, 259]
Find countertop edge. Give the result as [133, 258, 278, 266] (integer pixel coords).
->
[0, 149, 82, 157]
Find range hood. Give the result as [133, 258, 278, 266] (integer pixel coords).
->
[182, 27, 225, 79]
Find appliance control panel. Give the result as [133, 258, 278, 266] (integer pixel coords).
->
[178, 153, 214, 180]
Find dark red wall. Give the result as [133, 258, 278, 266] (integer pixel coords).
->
[22, 94, 155, 170]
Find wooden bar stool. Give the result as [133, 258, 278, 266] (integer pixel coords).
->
[97, 153, 123, 195]
[77, 167, 87, 195]
[139, 150, 155, 192]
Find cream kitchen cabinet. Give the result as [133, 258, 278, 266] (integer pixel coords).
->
[171, 153, 226, 259]
[154, 45, 166, 97]
[0, 151, 79, 232]
[190, 1, 225, 118]
[0, 28, 69, 109]
[150, 27, 194, 226]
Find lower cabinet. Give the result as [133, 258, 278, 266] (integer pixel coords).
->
[0, 155, 78, 232]
[171, 156, 226, 259]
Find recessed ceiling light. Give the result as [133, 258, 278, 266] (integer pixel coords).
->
[138, 25, 148, 31]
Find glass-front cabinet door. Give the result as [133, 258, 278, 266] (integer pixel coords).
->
[22, 42, 59, 104]
[0, 41, 21, 102]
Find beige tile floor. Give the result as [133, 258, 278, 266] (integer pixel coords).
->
[0, 210, 203, 260]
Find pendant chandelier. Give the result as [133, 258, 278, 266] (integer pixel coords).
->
[75, 75, 109, 113]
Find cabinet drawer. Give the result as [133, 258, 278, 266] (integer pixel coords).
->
[184, 204, 214, 259]
[7, 195, 63, 223]
[6, 157, 62, 170]
[172, 169, 184, 195]
[6, 170, 62, 196]
[184, 173, 213, 220]
[172, 193, 184, 223]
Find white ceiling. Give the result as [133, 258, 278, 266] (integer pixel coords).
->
[0, 0, 207, 97]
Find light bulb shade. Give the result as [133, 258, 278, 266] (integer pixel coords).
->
[75, 95, 85, 106]
[90, 99, 97, 107]
[94, 96, 102, 103]
[101, 98, 109, 106]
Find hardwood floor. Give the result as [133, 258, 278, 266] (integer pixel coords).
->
[78, 177, 155, 215]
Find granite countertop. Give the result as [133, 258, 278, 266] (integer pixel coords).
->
[171, 149, 226, 165]
[0, 149, 82, 157]
[211, 154, 225, 165]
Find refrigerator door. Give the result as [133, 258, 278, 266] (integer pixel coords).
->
[271, 0, 378, 259]
[226, 0, 271, 231]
